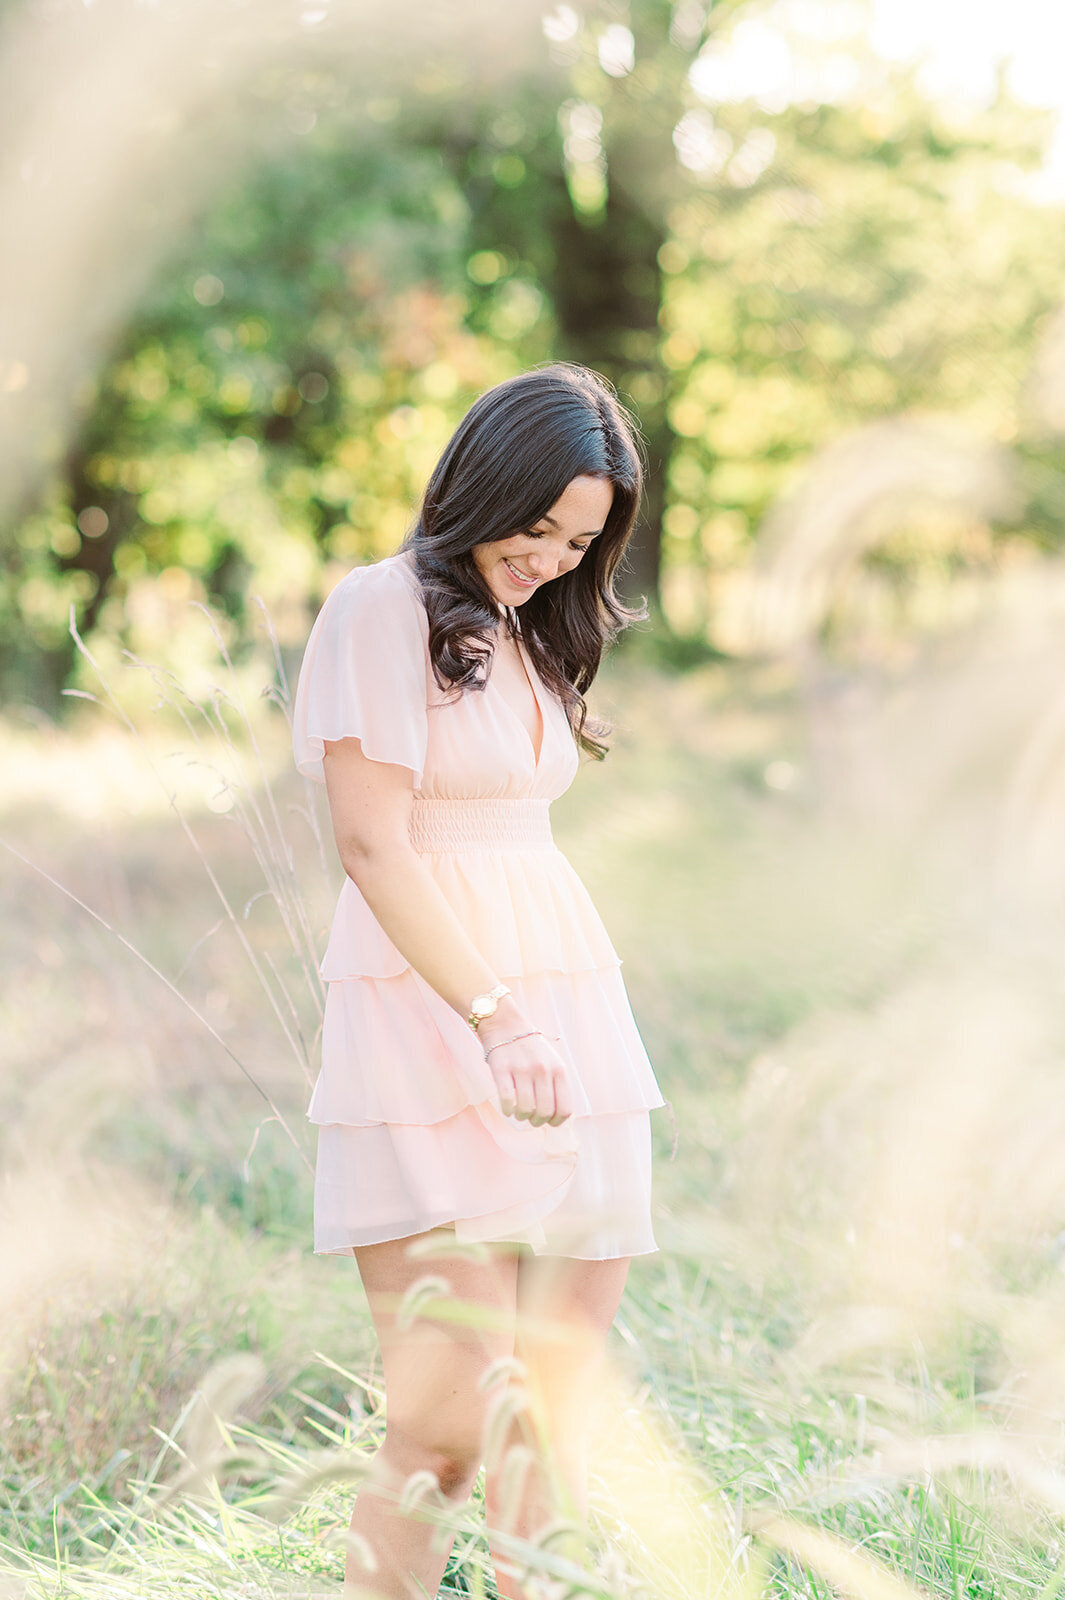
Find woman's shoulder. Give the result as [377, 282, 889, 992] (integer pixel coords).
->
[292, 550, 430, 783]
[321, 550, 426, 630]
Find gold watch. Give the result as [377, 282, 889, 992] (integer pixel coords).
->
[467, 982, 511, 1032]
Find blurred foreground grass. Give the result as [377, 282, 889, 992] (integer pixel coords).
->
[4, 609, 1065, 1599]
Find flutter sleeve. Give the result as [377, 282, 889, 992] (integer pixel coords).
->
[291, 563, 430, 788]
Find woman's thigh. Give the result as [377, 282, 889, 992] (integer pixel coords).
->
[516, 1254, 631, 1340]
[354, 1226, 524, 1465]
[514, 1254, 632, 1401]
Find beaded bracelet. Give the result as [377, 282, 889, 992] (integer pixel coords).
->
[483, 1029, 543, 1060]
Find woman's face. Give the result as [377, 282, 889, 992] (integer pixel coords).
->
[471, 474, 615, 608]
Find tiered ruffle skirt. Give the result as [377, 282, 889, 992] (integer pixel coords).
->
[309, 796, 668, 1259]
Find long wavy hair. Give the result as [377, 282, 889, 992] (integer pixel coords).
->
[397, 363, 648, 759]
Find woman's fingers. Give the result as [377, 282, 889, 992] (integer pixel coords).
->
[487, 1039, 572, 1127]
[530, 1067, 559, 1127]
[511, 1071, 537, 1121]
[546, 1071, 573, 1127]
[516, 1065, 568, 1126]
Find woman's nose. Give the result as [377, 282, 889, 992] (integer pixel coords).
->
[527, 550, 560, 580]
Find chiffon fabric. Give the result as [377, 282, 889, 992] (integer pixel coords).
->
[291, 550, 668, 1259]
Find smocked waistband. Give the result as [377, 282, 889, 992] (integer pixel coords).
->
[409, 796, 553, 853]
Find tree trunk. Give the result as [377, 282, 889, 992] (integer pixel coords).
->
[544, 179, 669, 614]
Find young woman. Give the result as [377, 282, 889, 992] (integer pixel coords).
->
[292, 363, 669, 1598]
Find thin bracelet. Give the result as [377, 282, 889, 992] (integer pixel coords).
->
[483, 1029, 542, 1060]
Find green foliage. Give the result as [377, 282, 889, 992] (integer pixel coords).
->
[660, 85, 1065, 635]
[5, 0, 1065, 710]
[3, 121, 549, 711]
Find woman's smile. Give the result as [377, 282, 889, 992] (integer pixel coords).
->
[502, 557, 538, 589]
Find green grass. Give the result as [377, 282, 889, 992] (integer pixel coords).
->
[3, 619, 1065, 1597]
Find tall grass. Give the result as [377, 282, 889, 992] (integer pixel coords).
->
[4, 591, 1065, 1596]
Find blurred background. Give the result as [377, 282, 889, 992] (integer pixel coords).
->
[7, 0, 1065, 1595]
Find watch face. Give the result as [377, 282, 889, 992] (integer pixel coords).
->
[471, 996, 495, 1019]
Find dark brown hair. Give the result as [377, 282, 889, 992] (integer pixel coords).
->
[398, 362, 647, 758]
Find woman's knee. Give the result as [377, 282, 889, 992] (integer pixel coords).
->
[380, 1419, 484, 1500]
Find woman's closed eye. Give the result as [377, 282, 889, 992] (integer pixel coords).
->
[522, 528, 591, 553]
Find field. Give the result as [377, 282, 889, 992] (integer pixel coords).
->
[4, 593, 1065, 1599]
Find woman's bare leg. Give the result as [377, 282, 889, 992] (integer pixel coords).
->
[483, 1253, 632, 1600]
[344, 1226, 521, 1598]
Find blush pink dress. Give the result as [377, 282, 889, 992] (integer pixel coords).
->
[291, 549, 669, 1259]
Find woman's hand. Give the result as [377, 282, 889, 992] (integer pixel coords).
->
[480, 1024, 573, 1128]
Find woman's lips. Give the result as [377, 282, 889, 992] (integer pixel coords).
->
[503, 557, 537, 587]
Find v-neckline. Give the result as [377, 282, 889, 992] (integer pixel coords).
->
[493, 620, 546, 769]
[393, 556, 548, 769]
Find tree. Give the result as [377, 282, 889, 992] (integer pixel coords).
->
[5, 0, 1065, 709]
[437, 1, 723, 614]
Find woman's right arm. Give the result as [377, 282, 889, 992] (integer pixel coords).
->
[322, 734, 573, 1130]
